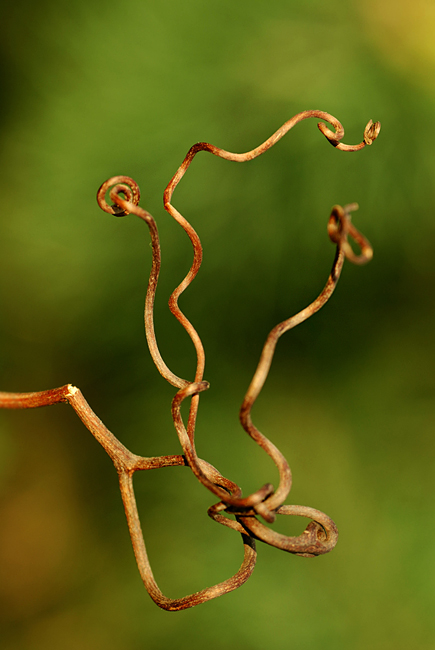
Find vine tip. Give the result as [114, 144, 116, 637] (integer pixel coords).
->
[363, 120, 381, 145]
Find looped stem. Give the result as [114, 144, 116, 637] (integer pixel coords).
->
[318, 117, 381, 151]
[328, 204, 373, 265]
[239, 505, 339, 557]
[97, 176, 141, 216]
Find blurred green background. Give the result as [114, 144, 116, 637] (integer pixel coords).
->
[0, 0, 434, 648]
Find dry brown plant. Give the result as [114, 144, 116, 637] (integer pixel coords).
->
[0, 110, 380, 610]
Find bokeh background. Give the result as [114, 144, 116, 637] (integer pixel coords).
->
[0, 1, 434, 648]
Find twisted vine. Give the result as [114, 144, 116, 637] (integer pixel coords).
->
[0, 110, 379, 609]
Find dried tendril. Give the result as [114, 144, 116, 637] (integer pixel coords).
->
[0, 110, 379, 610]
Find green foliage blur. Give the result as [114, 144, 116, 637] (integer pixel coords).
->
[0, 0, 434, 648]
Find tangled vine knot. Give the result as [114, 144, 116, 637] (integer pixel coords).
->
[0, 110, 380, 610]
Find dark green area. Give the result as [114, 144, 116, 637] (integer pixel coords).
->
[0, 1, 434, 648]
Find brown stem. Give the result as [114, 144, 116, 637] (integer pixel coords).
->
[118, 472, 257, 611]
[1, 111, 378, 609]
[162, 110, 379, 458]
[97, 177, 190, 390]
